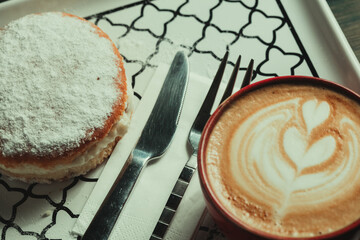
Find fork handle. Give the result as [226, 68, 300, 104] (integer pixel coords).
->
[150, 153, 197, 240]
[82, 150, 148, 240]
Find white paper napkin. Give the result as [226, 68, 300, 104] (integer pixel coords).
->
[72, 64, 215, 240]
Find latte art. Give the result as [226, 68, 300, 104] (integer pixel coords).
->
[205, 83, 360, 237]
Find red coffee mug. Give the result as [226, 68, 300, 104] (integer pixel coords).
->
[198, 76, 360, 240]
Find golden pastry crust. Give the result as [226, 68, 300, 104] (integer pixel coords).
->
[0, 136, 119, 183]
[0, 12, 132, 183]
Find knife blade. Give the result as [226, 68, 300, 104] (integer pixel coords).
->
[82, 51, 189, 240]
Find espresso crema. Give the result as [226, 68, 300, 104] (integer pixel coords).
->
[205, 82, 360, 237]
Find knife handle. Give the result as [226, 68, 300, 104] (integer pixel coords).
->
[82, 149, 148, 240]
[150, 153, 197, 240]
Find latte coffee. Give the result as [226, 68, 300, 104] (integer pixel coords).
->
[200, 77, 360, 238]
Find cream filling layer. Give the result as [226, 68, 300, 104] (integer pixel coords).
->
[0, 105, 132, 176]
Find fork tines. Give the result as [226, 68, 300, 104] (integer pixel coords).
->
[209, 53, 254, 110]
[220, 54, 241, 103]
[241, 59, 254, 89]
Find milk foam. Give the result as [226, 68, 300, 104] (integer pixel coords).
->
[206, 83, 360, 237]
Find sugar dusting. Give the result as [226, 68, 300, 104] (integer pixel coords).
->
[0, 12, 121, 157]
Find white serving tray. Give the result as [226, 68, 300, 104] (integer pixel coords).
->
[0, 0, 359, 239]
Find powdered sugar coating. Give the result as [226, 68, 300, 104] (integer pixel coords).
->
[0, 12, 122, 157]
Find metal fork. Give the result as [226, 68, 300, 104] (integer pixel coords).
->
[150, 52, 254, 240]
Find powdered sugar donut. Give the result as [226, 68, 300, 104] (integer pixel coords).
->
[0, 12, 133, 183]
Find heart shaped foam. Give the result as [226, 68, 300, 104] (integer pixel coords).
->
[283, 127, 336, 171]
[302, 100, 330, 134]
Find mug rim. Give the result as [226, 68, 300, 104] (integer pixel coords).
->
[198, 75, 360, 240]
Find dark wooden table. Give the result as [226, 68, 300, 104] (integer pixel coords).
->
[328, 0, 360, 61]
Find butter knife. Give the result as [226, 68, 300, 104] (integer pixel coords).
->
[82, 51, 189, 240]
